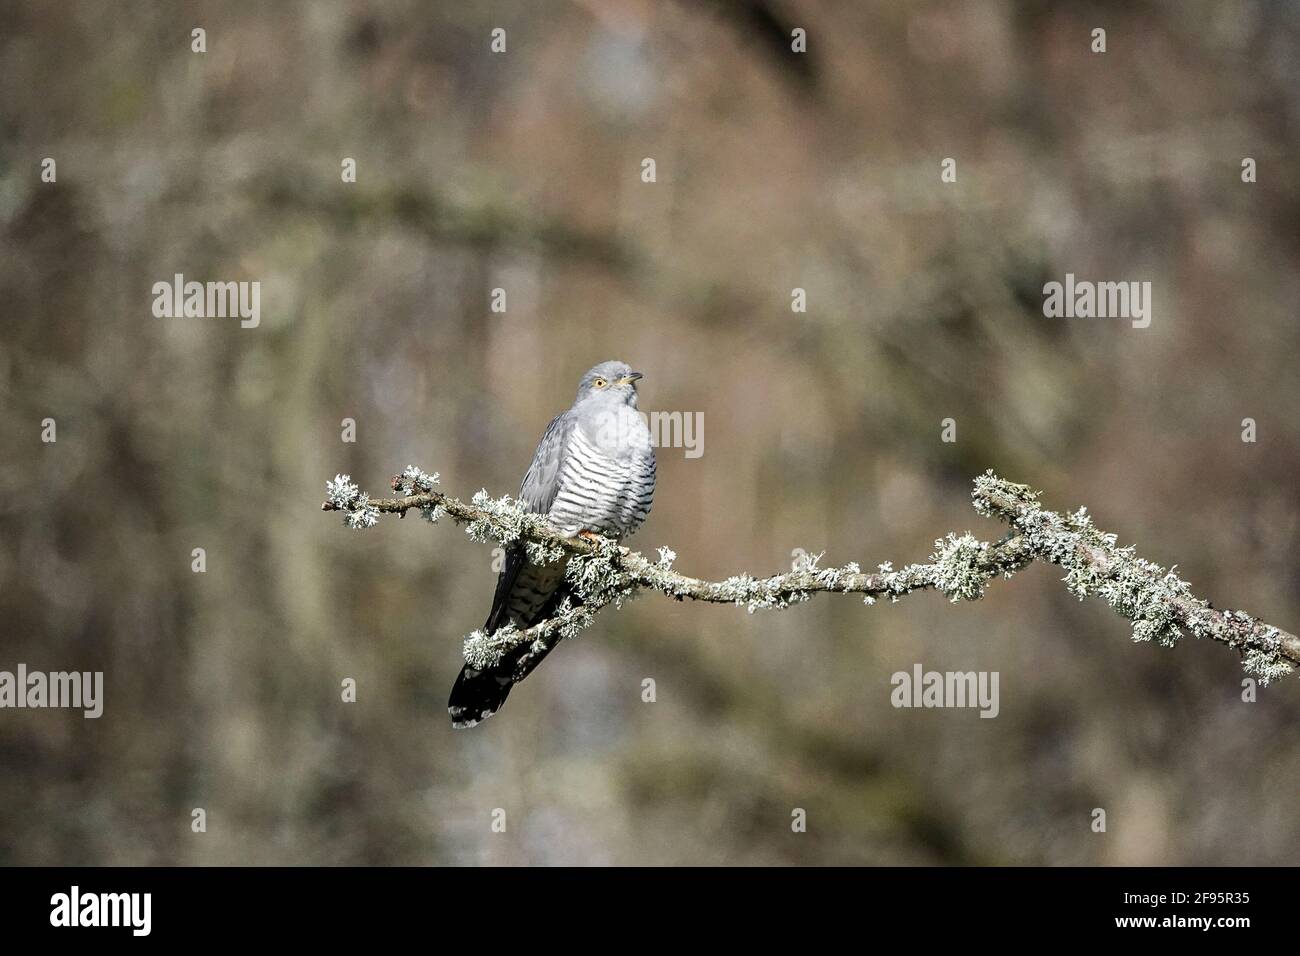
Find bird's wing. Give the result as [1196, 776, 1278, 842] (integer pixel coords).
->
[482, 412, 574, 634]
[518, 411, 574, 515]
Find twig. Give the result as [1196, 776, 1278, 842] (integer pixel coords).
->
[321, 468, 1299, 684]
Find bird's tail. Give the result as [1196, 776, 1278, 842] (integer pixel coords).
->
[448, 664, 515, 729]
[448, 599, 572, 728]
[450, 560, 572, 729]
[448, 635, 566, 728]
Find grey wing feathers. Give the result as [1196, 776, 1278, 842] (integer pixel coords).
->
[518, 412, 573, 515]
[482, 412, 572, 634]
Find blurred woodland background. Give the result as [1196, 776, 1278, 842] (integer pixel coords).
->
[1, 0, 1298, 865]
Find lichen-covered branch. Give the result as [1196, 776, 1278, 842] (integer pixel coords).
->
[321, 468, 1299, 685]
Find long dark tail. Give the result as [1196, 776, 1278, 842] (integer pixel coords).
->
[448, 663, 518, 729]
[448, 546, 569, 728]
[448, 630, 567, 728]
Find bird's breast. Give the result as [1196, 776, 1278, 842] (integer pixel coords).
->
[578, 404, 653, 459]
[550, 422, 656, 538]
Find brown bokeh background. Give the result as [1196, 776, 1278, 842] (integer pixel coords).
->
[1, 1, 1298, 865]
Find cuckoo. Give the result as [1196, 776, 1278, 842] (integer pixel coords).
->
[449, 361, 656, 727]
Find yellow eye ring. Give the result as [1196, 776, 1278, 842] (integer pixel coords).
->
[593, 377, 608, 388]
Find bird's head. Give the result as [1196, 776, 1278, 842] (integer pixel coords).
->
[576, 360, 643, 407]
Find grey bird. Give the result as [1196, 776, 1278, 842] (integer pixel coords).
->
[448, 360, 656, 728]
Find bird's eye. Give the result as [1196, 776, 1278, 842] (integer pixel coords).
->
[593, 377, 608, 388]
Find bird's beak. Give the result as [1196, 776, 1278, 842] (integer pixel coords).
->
[617, 372, 643, 385]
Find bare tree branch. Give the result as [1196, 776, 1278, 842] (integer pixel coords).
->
[321, 468, 1299, 684]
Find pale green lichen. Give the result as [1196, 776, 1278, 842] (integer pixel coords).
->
[973, 470, 1293, 684]
[462, 599, 599, 670]
[465, 490, 534, 545]
[395, 465, 443, 522]
[394, 465, 440, 495]
[791, 550, 825, 574]
[461, 490, 565, 563]
[524, 539, 566, 566]
[928, 532, 994, 602]
[564, 537, 636, 608]
[461, 624, 520, 670]
[1243, 641, 1292, 684]
[335, 465, 1296, 687]
[324, 474, 380, 530]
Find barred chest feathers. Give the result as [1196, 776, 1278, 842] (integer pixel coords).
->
[550, 406, 656, 538]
